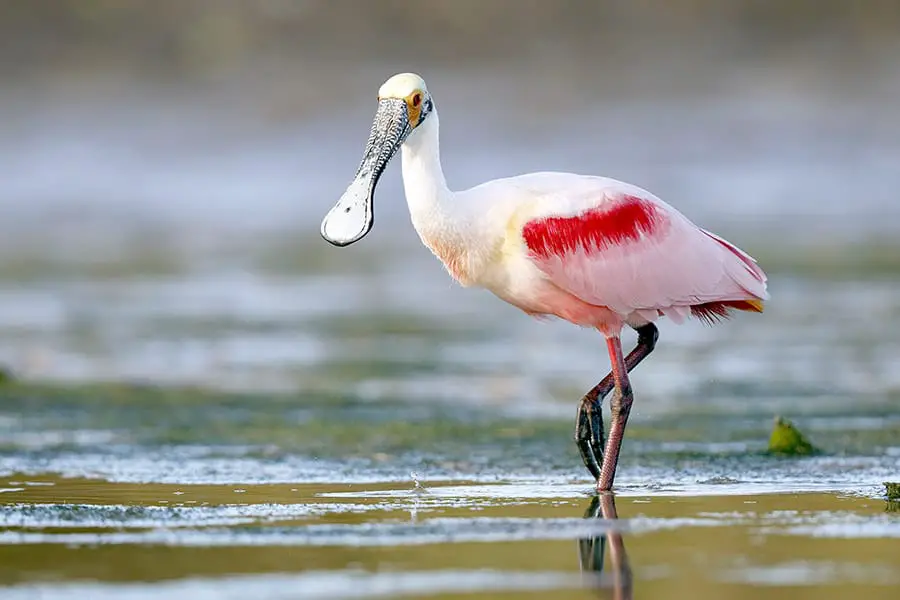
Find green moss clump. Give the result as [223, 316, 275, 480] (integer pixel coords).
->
[767, 416, 819, 456]
[885, 482, 900, 501]
[0, 366, 13, 385]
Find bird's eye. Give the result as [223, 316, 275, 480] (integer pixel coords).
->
[412, 93, 422, 107]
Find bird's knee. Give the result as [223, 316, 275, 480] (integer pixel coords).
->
[637, 323, 659, 351]
[610, 384, 634, 415]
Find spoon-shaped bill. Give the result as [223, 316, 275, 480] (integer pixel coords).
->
[321, 98, 411, 246]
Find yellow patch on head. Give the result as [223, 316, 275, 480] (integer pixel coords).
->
[378, 72, 427, 127]
[404, 91, 422, 126]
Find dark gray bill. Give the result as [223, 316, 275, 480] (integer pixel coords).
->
[321, 98, 410, 246]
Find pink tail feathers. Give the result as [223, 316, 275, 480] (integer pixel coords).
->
[701, 229, 769, 300]
[686, 229, 769, 325]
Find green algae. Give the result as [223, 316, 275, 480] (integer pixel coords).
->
[885, 482, 900, 501]
[767, 416, 820, 456]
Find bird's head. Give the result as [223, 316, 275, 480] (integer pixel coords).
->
[377, 72, 434, 132]
[321, 73, 434, 247]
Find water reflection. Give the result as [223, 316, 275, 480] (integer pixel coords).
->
[578, 494, 632, 600]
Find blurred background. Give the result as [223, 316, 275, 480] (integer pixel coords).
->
[1, 0, 899, 397]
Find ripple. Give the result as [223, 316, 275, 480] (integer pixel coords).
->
[0, 570, 582, 600]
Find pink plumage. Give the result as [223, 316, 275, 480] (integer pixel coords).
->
[517, 183, 767, 335]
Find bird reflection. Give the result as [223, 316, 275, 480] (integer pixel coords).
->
[578, 494, 632, 600]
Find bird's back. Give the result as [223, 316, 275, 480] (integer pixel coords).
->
[465, 171, 650, 214]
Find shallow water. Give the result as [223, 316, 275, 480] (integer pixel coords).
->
[0, 379, 898, 598]
[0, 475, 898, 599]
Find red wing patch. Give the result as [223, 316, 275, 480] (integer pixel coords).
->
[523, 195, 665, 260]
[691, 299, 764, 325]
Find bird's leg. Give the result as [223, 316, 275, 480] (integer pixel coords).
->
[596, 336, 632, 491]
[597, 324, 658, 491]
[575, 323, 658, 482]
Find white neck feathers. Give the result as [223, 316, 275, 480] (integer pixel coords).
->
[400, 112, 482, 285]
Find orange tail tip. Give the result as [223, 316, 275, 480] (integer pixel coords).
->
[690, 299, 765, 325]
[742, 298, 765, 313]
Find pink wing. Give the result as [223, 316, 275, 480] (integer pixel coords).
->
[521, 188, 768, 325]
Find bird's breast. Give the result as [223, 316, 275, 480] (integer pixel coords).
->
[419, 232, 474, 286]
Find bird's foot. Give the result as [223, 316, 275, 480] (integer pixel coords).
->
[575, 393, 605, 480]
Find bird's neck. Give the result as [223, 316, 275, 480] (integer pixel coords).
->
[401, 111, 450, 221]
[400, 112, 478, 285]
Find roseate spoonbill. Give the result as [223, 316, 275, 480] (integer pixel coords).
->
[321, 73, 768, 491]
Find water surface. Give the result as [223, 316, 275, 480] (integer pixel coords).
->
[1, 475, 898, 599]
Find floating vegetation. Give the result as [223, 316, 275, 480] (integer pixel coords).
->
[886, 482, 900, 501]
[767, 416, 819, 456]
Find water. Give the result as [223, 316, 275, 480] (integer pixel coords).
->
[0, 477, 898, 599]
[1, 66, 899, 597]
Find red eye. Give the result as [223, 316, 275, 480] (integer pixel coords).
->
[412, 93, 422, 107]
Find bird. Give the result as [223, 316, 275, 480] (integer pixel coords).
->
[321, 72, 769, 492]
